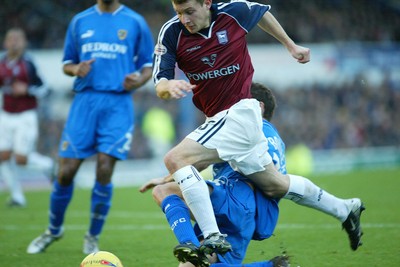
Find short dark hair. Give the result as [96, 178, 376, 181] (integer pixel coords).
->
[250, 82, 277, 121]
[172, 0, 204, 4]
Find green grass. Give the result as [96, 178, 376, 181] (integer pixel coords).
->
[1, 167, 400, 266]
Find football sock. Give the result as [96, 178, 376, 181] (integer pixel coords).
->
[173, 165, 220, 238]
[161, 194, 200, 246]
[284, 174, 350, 222]
[89, 182, 113, 236]
[49, 180, 73, 235]
[211, 261, 273, 266]
[0, 160, 26, 205]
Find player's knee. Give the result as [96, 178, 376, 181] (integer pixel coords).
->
[163, 149, 183, 173]
[57, 166, 76, 186]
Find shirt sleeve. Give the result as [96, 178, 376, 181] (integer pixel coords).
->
[62, 17, 80, 65]
[220, 0, 270, 32]
[134, 16, 155, 70]
[152, 18, 180, 85]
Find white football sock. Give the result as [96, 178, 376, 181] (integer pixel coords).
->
[284, 174, 350, 222]
[0, 160, 26, 205]
[173, 165, 220, 238]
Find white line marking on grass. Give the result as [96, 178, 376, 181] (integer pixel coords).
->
[2, 223, 399, 231]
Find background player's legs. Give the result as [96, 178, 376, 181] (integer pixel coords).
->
[84, 153, 117, 254]
[26, 157, 82, 254]
[0, 158, 26, 206]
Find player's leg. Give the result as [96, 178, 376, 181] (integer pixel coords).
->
[248, 166, 365, 250]
[156, 188, 209, 267]
[83, 92, 135, 254]
[153, 182, 200, 246]
[164, 137, 231, 253]
[27, 93, 92, 254]
[0, 152, 26, 206]
[83, 153, 117, 254]
[26, 157, 82, 254]
[284, 174, 365, 250]
[0, 111, 35, 207]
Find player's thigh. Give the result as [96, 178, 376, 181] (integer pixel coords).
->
[0, 112, 15, 152]
[166, 137, 220, 168]
[247, 162, 289, 198]
[14, 111, 38, 156]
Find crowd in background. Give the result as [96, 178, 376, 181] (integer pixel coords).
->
[2, 0, 400, 160]
[35, 74, 400, 160]
[1, 0, 400, 48]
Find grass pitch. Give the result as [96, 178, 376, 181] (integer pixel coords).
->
[1, 167, 400, 266]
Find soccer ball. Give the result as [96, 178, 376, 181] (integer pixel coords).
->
[80, 251, 124, 267]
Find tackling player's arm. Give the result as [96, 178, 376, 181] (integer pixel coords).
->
[139, 174, 174, 193]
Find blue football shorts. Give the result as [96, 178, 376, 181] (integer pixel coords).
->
[59, 90, 134, 160]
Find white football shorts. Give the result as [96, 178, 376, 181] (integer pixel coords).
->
[186, 98, 272, 175]
[0, 110, 38, 155]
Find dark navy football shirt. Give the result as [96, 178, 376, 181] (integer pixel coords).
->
[153, 1, 270, 116]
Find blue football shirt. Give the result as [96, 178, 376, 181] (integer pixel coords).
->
[63, 4, 154, 92]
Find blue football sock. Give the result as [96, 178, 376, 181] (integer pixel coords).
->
[89, 182, 113, 236]
[161, 194, 200, 246]
[49, 181, 73, 235]
[211, 262, 272, 267]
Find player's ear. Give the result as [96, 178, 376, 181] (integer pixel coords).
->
[259, 101, 265, 116]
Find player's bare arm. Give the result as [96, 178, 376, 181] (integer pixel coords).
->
[63, 58, 96, 77]
[257, 12, 310, 64]
[123, 66, 152, 91]
[155, 79, 195, 100]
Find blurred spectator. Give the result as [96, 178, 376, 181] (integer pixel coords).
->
[0, 27, 53, 207]
[1, 0, 399, 49]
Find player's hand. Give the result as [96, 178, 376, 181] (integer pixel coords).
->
[139, 177, 166, 193]
[75, 58, 95, 77]
[290, 45, 310, 64]
[11, 80, 28, 96]
[156, 80, 195, 100]
[123, 72, 142, 91]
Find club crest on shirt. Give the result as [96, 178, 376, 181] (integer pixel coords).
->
[154, 43, 167, 56]
[201, 54, 217, 67]
[216, 30, 228, 44]
[118, 30, 128, 40]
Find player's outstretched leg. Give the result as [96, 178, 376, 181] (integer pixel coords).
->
[174, 242, 210, 267]
[342, 198, 366, 251]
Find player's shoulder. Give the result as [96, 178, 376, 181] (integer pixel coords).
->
[158, 16, 183, 38]
[263, 120, 280, 135]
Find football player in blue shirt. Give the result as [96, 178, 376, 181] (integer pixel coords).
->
[27, 0, 154, 254]
[140, 82, 288, 267]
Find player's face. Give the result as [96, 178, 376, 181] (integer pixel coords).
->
[173, 0, 212, 34]
[4, 30, 26, 56]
